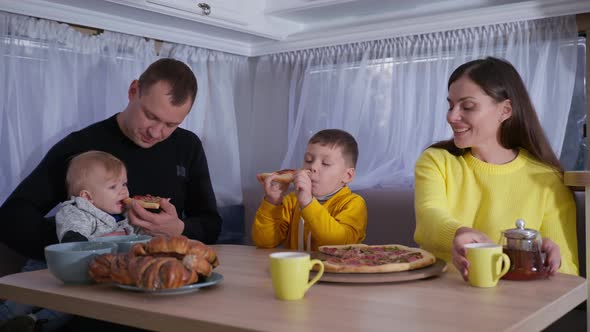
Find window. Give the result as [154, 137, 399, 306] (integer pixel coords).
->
[560, 35, 587, 171]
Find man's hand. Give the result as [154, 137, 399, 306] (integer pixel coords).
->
[293, 170, 312, 208]
[128, 198, 184, 237]
[260, 173, 290, 205]
[452, 227, 493, 281]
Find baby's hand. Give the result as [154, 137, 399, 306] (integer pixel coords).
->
[262, 173, 290, 205]
[101, 230, 127, 237]
[294, 170, 312, 208]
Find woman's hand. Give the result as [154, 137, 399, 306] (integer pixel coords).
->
[452, 227, 493, 281]
[541, 238, 561, 275]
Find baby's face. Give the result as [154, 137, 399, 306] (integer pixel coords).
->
[86, 169, 129, 215]
[303, 143, 354, 197]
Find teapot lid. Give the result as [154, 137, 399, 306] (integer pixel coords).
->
[503, 219, 539, 240]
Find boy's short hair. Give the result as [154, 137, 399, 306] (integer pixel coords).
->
[66, 151, 126, 196]
[308, 129, 358, 168]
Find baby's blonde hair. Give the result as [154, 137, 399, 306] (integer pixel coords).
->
[66, 151, 126, 196]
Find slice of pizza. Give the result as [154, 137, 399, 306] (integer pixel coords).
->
[316, 244, 436, 273]
[256, 169, 297, 184]
[123, 195, 164, 210]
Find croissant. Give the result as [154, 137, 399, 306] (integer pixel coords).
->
[129, 256, 199, 290]
[131, 235, 219, 267]
[88, 253, 115, 283]
[87, 253, 134, 284]
[110, 253, 135, 285]
[88, 235, 218, 290]
[182, 254, 213, 277]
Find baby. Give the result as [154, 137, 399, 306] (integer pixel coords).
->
[0, 151, 134, 331]
[56, 150, 135, 242]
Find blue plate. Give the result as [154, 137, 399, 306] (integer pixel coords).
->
[114, 272, 223, 295]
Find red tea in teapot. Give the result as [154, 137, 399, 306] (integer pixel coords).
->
[502, 247, 547, 280]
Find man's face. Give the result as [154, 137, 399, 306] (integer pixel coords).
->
[120, 80, 193, 148]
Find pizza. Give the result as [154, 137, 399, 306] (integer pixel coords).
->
[123, 195, 164, 210]
[315, 244, 436, 273]
[256, 169, 297, 184]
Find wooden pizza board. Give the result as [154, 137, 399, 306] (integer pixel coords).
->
[309, 258, 448, 284]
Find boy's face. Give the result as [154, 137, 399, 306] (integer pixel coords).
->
[303, 143, 355, 197]
[82, 167, 129, 215]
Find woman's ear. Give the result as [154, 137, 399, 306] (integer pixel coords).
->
[500, 99, 513, 122]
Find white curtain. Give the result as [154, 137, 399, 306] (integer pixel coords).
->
[0, 12, 157, 204]
[248, 16, 578, 190]
[160, 43, 249, 206]
[0, 12, 246, 208]
[0, 11, 580, 205]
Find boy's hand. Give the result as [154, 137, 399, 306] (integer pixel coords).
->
[294, 170, 313, 208]
[261, 173, 290, 205]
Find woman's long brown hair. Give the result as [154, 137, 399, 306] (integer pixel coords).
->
[431, 57, 563, 172]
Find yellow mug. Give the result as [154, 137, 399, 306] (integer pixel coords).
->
[270, 252, 324, 300]
[465, 243, 510, 288]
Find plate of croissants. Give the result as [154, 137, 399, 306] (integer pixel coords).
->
[114, 272, 223, 295]
[88, 235, 222, 295]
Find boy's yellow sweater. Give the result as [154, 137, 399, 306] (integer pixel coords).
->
[414, 147, 578, 275]
[252, 186, 367, 251]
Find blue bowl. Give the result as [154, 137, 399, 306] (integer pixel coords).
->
[90, 234, 152, 253]
[44, 242, 118, 284]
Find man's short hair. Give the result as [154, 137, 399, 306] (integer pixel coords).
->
[66, 151, 126, 196]
[308, 129, 359, 168]
[138, 58, 198, 108]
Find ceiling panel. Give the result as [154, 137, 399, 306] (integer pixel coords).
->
[1, 0, 589, 56]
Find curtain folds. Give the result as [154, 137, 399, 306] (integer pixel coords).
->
[249, 16, 578, 190]
[0, 11, 579, 205]
[0, 12, 158, 204]
[0, 12, 246, 207]
[160, 43, 248, 206]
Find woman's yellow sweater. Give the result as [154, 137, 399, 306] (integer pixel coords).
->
[414, 147, 578, 275]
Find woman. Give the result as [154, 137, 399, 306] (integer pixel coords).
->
[414, 57, 578, 280]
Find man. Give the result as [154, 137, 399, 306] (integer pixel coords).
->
[0, 58, 222, 260]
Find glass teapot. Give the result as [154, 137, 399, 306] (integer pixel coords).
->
[500, 219, 547, 280]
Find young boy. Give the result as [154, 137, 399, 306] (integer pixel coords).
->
[0, 151, 134, 332]
[252, 129, 367, 251]
[56, 150, 134, 242]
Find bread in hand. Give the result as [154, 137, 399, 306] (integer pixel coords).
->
[123, 195, 163, 209]
[256, 169, 297, 184]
